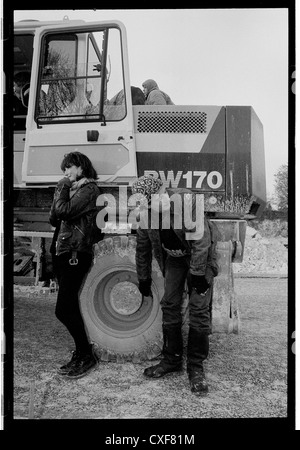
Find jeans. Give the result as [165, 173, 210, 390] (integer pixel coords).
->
[161, 255, 212, 333]
[55, 251, 93, 352]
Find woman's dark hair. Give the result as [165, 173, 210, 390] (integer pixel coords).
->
[61, 152, 97, 179]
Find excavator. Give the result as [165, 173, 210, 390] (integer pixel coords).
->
[13, 17, 267, 361]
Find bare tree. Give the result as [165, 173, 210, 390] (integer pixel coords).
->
[38, 48, 76, 117]
[274, 164, 288, 211]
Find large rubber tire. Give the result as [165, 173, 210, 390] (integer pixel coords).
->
[79, 235, 165, 362]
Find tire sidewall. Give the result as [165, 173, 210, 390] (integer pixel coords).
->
[80, 236, 164, 359]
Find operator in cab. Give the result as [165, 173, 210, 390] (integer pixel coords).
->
[142, 79, 174, 105]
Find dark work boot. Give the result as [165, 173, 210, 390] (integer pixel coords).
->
[187, 328, 209, 394]
[65, 345, 98, 379]
[144, 326, 183, 378]
[189, 368, 208, 394]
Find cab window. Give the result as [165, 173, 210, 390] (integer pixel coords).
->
[36, 27, 126, 124]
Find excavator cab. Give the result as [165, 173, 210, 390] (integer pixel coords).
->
[17, 20, 137, 186]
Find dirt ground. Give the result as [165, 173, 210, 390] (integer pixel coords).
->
[10, 276, 291, 429]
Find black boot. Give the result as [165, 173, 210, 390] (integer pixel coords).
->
[65, 344, 98, 379]
[58, 350, 80, 375]
[144, 326, 183, 378]
[187, 328, 209, 394]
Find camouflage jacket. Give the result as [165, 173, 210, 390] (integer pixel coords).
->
[135, 188, 219, 281]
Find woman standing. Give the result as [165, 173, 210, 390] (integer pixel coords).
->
[50, 151, 100, 379]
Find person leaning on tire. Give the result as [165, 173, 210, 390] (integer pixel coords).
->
[49, 151, 99, 379]
[132, 175, 219, 395]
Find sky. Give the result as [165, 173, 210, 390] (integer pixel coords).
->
[13, 8, 290, 197]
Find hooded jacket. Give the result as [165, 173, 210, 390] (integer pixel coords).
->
[49, 177, 100, 256]
[142, 79, 174, 105]
[135, 188, 219, 282]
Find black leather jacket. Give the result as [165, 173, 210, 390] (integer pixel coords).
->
[49, 177, 100, 256]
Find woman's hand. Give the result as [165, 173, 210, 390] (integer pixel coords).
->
[57, 177, 73, 188]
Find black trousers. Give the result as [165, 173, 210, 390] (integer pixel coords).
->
[55, 251, 93, 353]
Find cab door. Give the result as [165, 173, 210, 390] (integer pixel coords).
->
[22, 21, 137, 185]
[13, 31, 34, 186]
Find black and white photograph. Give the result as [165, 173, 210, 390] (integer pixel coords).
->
[2, 4, 295, 432]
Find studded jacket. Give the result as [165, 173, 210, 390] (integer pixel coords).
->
[49, 177, 100, 256]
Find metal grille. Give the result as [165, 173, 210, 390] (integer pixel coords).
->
[137, 111, 207, 133]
